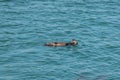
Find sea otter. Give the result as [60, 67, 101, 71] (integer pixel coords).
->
[44, 39, 78, 47]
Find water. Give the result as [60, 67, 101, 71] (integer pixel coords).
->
[0, 0, 120, 80]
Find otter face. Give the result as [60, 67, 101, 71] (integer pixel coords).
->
[72, 39, 78, 45]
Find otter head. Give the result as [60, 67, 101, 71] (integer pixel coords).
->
[72, 39, 78, 45]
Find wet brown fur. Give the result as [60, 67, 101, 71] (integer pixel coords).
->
[44, 39, 78, 47]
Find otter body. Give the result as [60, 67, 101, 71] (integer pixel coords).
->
[44, 39, 78, 47]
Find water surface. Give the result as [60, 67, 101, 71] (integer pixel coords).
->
[0, 0, 120, 80]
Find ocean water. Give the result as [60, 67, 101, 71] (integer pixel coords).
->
[0, 0, 120, 80]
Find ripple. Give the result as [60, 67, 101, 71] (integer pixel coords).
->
[0, 0, 120, 80]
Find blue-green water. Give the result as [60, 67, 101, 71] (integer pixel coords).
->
[0, 0, 120, 80]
